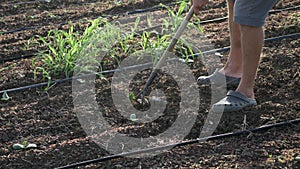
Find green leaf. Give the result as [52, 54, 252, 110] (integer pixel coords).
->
[12, 143, 24, 150]
[129, 91, 136, 101]
[22, 140, 28, 147]
[12, 142, 38, 150]
[26, 143, 38, 149]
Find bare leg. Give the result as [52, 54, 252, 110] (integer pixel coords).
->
[236, 25, 264, 99]
[219, 0, 242, 78]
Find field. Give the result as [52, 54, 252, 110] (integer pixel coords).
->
[0, 0, 300, 168]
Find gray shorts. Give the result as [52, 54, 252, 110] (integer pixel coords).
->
[231, 0, 278, 27]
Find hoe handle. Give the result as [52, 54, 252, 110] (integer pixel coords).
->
[139, 6, 194, 99]
[155, 5, 194, 70]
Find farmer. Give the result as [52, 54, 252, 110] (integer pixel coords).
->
[192, 0, 278, 112]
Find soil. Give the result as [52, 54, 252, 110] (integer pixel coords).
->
[0, 0, 300, 169]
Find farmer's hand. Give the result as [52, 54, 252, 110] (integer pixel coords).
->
[192, 0, 209, 15]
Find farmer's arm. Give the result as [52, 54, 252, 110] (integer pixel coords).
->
[192, 0, 210, 15]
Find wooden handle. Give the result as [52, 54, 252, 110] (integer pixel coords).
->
[139, 6, 195, 99]
[155, 5, 194, 69]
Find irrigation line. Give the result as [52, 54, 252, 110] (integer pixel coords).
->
[0, 61, 156, 94]
[0, 15, 229, 63]
[0, 1, 178, 35]
[270, 5, 300, 13]
[0, 53, 35, 63]
[189, 32, 300, 58]
[2, 0, 50, 5]
[1, 5, 298, 62]
[2, 0, 178, 7]
[1, 20, 299, 64]
[55, 118, 300, 169]
[1, 4, 299, 35]
[0, 33, 299, 95]
[264, 33, 300, 43]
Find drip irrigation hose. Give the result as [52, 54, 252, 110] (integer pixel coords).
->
[270, 5, 300, 13]
[2, 0, 178, 7]
[0, 1, 178, 35]
[191, 32, 300, 58]
[0, 54, 35, 63]
[1, 4, 299, 35]
[0, 33, 299, 95]
[1, 5, 298, 63]
[55, 118, 300, 169]
[0, 15, 229, 63]
[2, 0, 50, 5]
[1, 20, 299, 63]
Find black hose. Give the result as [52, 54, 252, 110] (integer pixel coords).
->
[2, 0, 48, 5]
[55, 118, 300, 169]
[1, 23, 298, 63]
[1, 4, 298, 63]
[190, 33, 300, 58]
[0, 54, 35, 63]
[0, 1, 178, 35]
[1, 4, 299, 35]
[0, 33, 299, 95]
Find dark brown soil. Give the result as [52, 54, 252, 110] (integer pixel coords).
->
[0, 0, 299, 169]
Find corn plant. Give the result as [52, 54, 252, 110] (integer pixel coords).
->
[74, 21, 122, 77]
[160, 1, 189, 31]
[123, 1, 201, 65]
[33, 18, 108, 79]
[118, 17, 140, 54]
[32, 0, 201, 82]
[140, 31, 152, 50]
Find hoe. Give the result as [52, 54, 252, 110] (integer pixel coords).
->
[137, 6, 195, 101]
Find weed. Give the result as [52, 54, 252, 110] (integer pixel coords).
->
[12, 141, 37, 150]
[269, 154, 273, 159]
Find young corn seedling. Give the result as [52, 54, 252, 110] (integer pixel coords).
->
[147, 1, 199, 63]
[33, 18, 108, 79]
[33, 67, 51, 90]
[140, 31, 152, 50]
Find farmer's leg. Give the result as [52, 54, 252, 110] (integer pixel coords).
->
[219, 0, 242, 78]
[234, 0, 278, 99]
[211, 0, 278, 112]
[236, 25, 263, 99]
